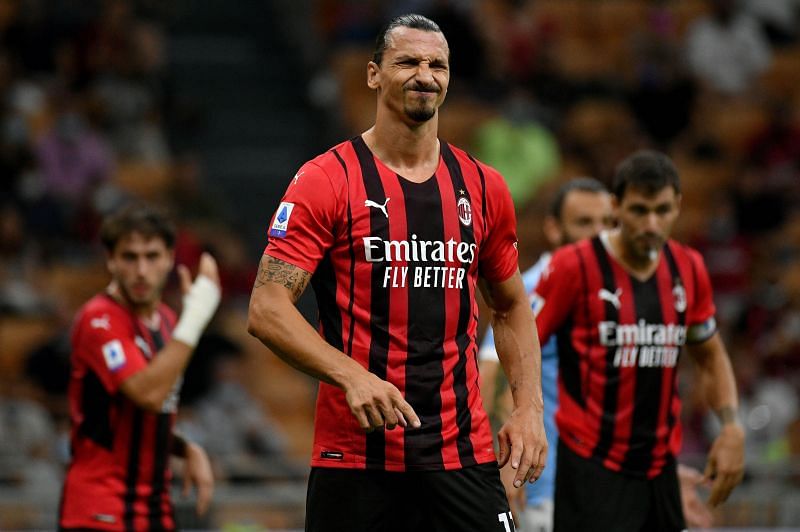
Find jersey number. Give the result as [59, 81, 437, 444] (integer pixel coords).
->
[498, 511, 515, 532]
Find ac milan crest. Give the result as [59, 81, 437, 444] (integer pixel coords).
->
[457, 197, 472, 227]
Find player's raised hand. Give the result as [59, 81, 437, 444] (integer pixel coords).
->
[178, 252, 220, 294]
[344, 370, 421, 431]
[497, 406, 547, 488]
[173, 252, 222, 348]
[704, 422, 745, 507]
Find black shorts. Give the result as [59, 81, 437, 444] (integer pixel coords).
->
[306, 462, 516, 532]
[554, 440, 685, 532]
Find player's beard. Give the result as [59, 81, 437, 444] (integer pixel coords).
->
[405, 100, 436, 122]
[118, 278, 164, 311]
[403, 83, 440, 122]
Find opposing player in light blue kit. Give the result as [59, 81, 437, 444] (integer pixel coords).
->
[479, 178, 613, 531]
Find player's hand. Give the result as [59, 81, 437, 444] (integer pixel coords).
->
[678, 463, 713, 528]
[704, 422, 745, 507]
[178, 252, 221, 294]
[344, 370, 421, 431]
[182, 442, 214, 516]
[497, 406, 547, 488]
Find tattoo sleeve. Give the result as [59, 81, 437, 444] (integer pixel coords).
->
[253, 255, 311, 302]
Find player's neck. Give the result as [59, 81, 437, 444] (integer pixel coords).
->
[602, 230, 660, 281]
[363, 117, 440, 182]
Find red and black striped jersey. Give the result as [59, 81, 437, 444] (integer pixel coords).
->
[534, 235, 716, 479]
[61, 294, 179, 531]
[264, 136, 519, 471]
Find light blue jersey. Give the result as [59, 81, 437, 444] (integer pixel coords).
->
[478, 253, 557, 506]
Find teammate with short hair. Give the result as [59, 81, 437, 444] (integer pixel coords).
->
[480, 177, 613, 531]
[248, 13, 546, 532]
[60, 203, 222, 531]
[533, 150, 744, 531]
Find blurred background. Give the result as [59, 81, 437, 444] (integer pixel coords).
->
[0, 0, 798, 529]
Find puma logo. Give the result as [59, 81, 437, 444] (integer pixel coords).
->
[90, 314, 111, 330]
[365, 198, 390, 219]
[598, 288, 622, 310]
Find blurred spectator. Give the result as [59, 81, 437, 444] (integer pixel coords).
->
[686, 0, 771, 95]
[176, 336, 289, 482]
[0, 380, 62, 496]
[422, 0, 486, 87]
[90, 20, 171, 161]
[35, 91, 114, 202]
[745, 99, 800, 191]
[472, 86, 560, 207]
[742, 0, 800, 46]
[628, 1, 697, 147]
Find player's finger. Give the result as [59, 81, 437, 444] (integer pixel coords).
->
[707, 478, 724, 507]
[513, 445, 533, 488]
[713, 471, 739, 507]
[394, 407, 408, 428]
[529, 448, 546, 483]
[394, 398, 421, 429]
[703, 456, 715, 483]
[708, 472, 733, 507]
[497, 433, 510, 468]
[196, 479, 213, 516]
[177, 264, 192, 294]
[351, 407, 371, 431]
[363, 403, 384, 431]
[198, 252, 220, 284]
[377, 400, 399, 430]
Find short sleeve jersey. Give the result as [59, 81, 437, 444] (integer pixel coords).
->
[264, 136, 519, 471]
[534, 235, 716, 478]
[60, 294, 180, 531]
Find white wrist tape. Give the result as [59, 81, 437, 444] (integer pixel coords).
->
[172, 275, 221, 347]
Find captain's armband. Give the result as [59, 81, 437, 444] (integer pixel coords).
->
[686, 317, 716, 344]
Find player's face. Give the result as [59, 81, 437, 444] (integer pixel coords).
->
[107, 232, 174, 310]
[556, 190, 614, 246]
[615, 186, 681, 261]
[368, 27, 449, 124]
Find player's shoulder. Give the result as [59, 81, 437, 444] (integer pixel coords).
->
[75, 294, 131, 331]
[293, 140, 356, 187]
[665, 239, 705, 267]
[443, 142, 505, 185]
[78, 294, 125, 319]
[550, 239, 591, 269]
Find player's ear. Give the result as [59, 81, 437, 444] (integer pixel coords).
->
[542, 215, 562, 248]
[367, 61, 381, 90]
[674, 193, 682, 213]
[105, 249, 116, 277]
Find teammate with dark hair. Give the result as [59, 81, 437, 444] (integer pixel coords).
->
[533, 150, 744, 531]
[248, 13, 546, 532]
[60, 203, 222, 531]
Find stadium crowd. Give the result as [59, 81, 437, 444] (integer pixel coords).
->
[1, 0, 799, 528]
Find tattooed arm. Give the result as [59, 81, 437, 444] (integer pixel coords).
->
[247, 254, 419, 431]
[479, 271, 547, 489]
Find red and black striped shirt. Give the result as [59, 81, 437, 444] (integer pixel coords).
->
[264, 136, 519, 471]
[61, 294, 178, 531]
[533, 235, 716, 478]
